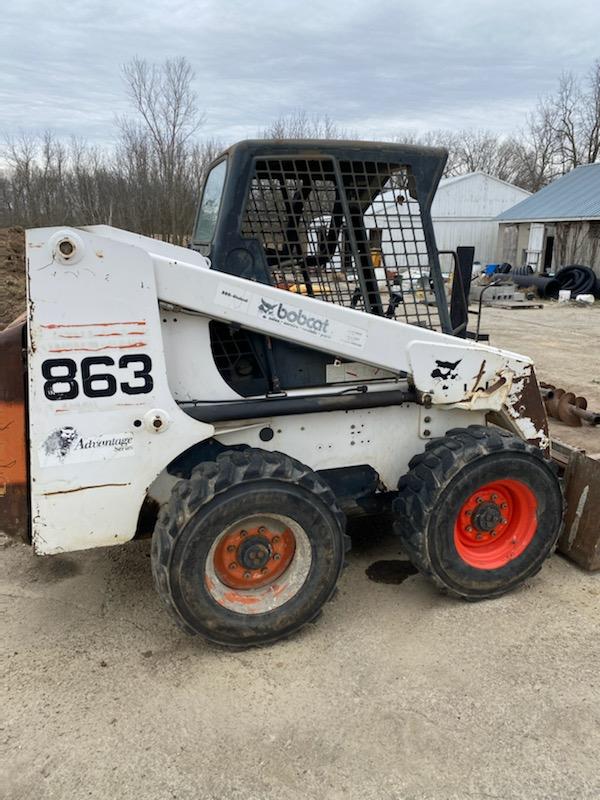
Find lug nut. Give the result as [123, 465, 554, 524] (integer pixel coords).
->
[501, 503, 508, 509]
[272, 535, 280, 544]
[491, 494, 497, 501]
[227, 544, 235, 552]
[260, 568, 268, 575]
[229, 562, 237, 570]
[244, 572, 251, 579]
[466, 526, 473, 532]
[273, 553, 281, 561]
[476, 497, 483, 504]
[240, 530, 248, 537]
[501, 519, 508, 525]
[476, 533, 483, 541]
[258, 526, 266, 534]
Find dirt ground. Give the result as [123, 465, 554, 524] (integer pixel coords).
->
[1, 530, 598, 800]
[0, 227, 26, 331]
[1, 302, 599, 799]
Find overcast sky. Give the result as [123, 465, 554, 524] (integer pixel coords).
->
[1, 0, 599, 148]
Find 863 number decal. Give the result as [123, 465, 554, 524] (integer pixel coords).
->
[42, 355, 154, 401]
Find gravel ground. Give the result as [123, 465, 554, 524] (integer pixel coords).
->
[1, 302, 599, 800]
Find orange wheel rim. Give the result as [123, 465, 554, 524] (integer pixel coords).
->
[454, 479, 538, 570]
[212, 518, 296, 590]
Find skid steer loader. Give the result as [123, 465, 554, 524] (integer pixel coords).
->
[0, 140, 564, 647]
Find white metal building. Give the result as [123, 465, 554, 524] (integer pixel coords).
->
[432, 172, 530, 266]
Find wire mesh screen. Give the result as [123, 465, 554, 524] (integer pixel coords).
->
[241, 157, 443, 330]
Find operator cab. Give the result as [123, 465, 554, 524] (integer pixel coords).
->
[190, 140, 457, 397]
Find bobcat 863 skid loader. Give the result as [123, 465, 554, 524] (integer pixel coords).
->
[0, 140, 564, 647]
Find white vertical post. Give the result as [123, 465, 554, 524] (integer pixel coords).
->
[526, 223, 545, 272]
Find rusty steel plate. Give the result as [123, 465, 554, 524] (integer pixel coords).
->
[557, 449, 600, 571]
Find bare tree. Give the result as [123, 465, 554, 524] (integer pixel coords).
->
[119, 57, 205, 242]
[552, 72, 582, 170]
[510, 102, 558, 191]
[531, 62, 600, 176]
[583, 60, 600, 164]
[260, 110, 348, 140]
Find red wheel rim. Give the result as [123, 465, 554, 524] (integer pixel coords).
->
[212, 518, 296, 589]
[454, 479, 538, 569]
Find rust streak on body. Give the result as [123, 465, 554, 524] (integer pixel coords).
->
[56, 331, 147, 340]
[43, 482, 130, 496]
[49, 342, 147, 353]
[470, 359, 487, 394]
[42, 321, 146, 329]
[484, 376, 507, 395]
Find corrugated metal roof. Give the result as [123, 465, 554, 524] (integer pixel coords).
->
[497, 164, 600, 222]
[439, 170, 531, 195]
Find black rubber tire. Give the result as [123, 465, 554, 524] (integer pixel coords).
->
[511, 264, 534, 276]
[393, 425, 563, 600]
[151, 448, 348, 647]
[555, 265, 599, 297]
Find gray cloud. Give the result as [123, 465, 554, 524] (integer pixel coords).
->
[1, 0, 599, 147]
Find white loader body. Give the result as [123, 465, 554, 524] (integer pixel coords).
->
[26, 225, 544, 555]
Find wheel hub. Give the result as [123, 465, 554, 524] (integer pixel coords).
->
[238, 536, 272, 570]
[212, 518, 296, 590]
[471, 501, 503, 532]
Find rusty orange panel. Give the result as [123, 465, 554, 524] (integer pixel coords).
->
[0, 401, 27, 485]
[0, 320, 29, 542]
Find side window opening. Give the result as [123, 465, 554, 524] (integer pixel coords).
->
[194, 159, 227, 244]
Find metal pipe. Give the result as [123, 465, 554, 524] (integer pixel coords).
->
[182, 388, 418, 423]
[572, 405, 600, 426]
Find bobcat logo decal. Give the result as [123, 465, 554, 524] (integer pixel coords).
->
[258, 298, 278, 315]
[431, 359, 462, 381]
[257, 297, 331, 335]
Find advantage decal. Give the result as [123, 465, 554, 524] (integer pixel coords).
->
[215, 283, 367, 350]
[39, 427, 135, 467]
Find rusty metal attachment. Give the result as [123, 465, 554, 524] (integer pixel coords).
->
[0, 317, 29, 542]
[551, 440, 600, 572]
[540, 383, 600, 427]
